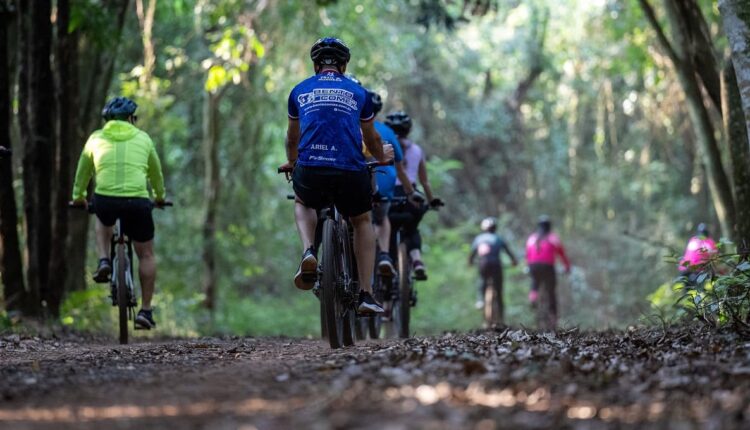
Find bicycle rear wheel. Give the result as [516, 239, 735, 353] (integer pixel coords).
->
[115, 244, 129, 345]
[321, 219, 343, 349]
[483, 282, 498, 327]
[397, 241, 411, 338]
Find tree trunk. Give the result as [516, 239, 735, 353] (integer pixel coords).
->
[0, 1, 26, 312]
[47, 0, 79, 317]
[639, 0, 736, 238]
[719, 0, 750, 142]
[65, 0, 130, 293]
[135, 0, 157, 92]
[722, 61, 750, 255]
[25, 0, 55, 316]
[202, 91, 221, 312]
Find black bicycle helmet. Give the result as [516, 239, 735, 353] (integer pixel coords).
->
[537, 215, 552, 233]
[310, 37, 351, 66]
[102, 97, 138, 121]
[697, 223, 709, 237]
[385, 111, 412, 136]
[481, 217, 497, 232]
[369, 91, 383, 115]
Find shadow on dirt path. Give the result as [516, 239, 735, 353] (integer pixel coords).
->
[1, 325, 749, 429]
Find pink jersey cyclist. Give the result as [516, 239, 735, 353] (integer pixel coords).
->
[525, 216, 570, 330]
[679, 223, 717, 272]
[526, 232, 571, 270]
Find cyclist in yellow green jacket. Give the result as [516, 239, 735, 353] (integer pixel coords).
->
[71, 97, 166, 329]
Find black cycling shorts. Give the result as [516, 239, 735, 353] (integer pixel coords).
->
[93, 194, 155, 242]
[292, 165, 372, 217]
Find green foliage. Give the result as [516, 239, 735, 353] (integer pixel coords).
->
[648, 255, 750, 333]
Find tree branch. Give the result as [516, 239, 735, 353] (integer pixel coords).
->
[637, 0, 682, 67]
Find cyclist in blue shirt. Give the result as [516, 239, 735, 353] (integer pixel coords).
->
[282, 37, 393, 314]
[368, 91, 410, 278]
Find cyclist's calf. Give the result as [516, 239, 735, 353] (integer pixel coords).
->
[133, 240, 156, 309]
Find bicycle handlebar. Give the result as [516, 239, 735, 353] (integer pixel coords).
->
[68, 200, 174, 212]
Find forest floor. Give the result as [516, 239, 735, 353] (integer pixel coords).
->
[0, 324, 749, 429]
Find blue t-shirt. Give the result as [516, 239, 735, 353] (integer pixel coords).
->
[288, 71, 374, 171]
[373, 121, 402, 198]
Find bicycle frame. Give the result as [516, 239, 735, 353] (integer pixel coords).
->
[110, 218, 138, 344]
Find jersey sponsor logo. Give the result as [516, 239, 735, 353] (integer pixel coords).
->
[297, 88, 358, 111]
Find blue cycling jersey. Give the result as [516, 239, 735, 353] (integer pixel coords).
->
[374, 121, 402, 198]
[288, 71, 374, 171]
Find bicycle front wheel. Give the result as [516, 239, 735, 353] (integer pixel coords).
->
[115, 244, 129, 345]
[321, 219, 343, 349]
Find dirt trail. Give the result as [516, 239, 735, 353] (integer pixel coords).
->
[1, 325, 749, 429]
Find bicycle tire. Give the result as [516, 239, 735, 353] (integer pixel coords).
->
[397, 241, 411, 338]
[340, 220, 356, 347]
[115, 243, 129, 345]
[368, 314, 382, 339]
[321, 219, 342, 349]
[319, 299, 327, 339]
[484, 282, 498, 327]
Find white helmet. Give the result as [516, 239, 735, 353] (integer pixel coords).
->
[480, 217, 497, 232]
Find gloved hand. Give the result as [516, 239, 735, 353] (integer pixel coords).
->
[408, 190, 426, 206]
[429, 198, 444, 209]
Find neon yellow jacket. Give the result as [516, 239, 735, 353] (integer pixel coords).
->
[72, 120, 165, 200]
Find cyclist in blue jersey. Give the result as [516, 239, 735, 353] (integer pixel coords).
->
[368, 91, 411, 278]
[282, 37, 393, 314]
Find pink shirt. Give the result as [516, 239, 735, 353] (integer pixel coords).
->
[679, 236, 717, 271]
[526, 232, 570, 270]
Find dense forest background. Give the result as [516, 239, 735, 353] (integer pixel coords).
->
[1, 0, 750, 337]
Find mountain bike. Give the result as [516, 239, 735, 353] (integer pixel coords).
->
[279, 161, 390, 348]
[383, 196, 443, 338]
[69, 201, 171, 344]
[480, 268, 503, 327]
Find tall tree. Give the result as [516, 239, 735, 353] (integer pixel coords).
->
[47, 0, 79, 316]
[0, 0, 25, 312]
[20, 0, 55, 315]
[639, 0, 736, 239]
[722, 62, 750, 255]
[719, 0, 750, 141]
[202, 89, 221, 312]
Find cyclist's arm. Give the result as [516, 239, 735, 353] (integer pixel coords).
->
[285, 118, 300, 164]
[417, 157, 435, 202]
[71, 141, 94, 201]
[147, 143, 166, 201]
[503, 242, 519, 265]
[362, 120, 387, 162]
[468, 249, 477, 266]
[556, 242, 571, 273]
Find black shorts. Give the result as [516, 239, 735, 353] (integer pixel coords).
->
[292, 165, 372, 217]
[93, 194, 155, 242]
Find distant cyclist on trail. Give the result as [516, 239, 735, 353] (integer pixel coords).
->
[71, 97, 167, 330]
[385, 111, 443, 280]
[281, 37, 393, 314]
[468, 217, 518, 319]
[525, 215, 570, 330]
[678, 223, 718, 285]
